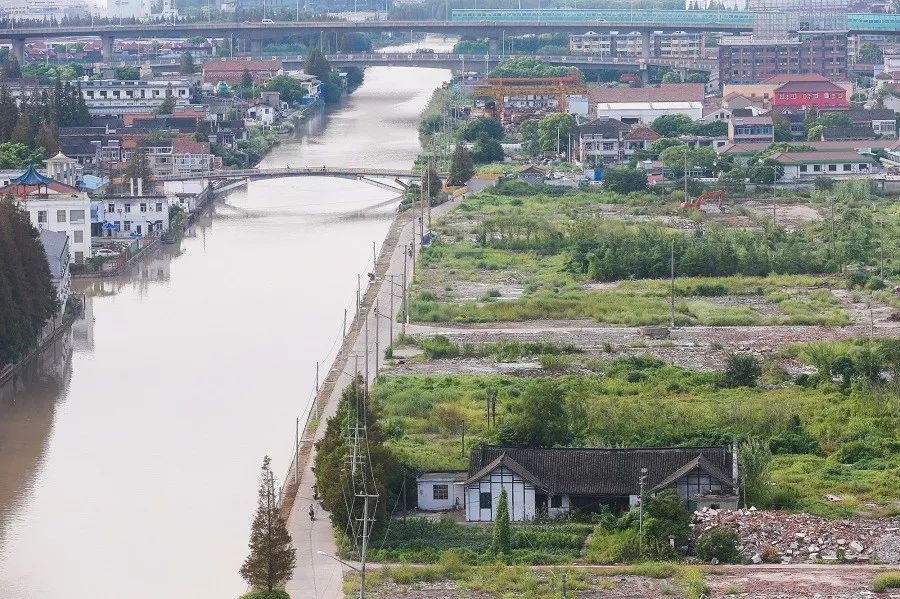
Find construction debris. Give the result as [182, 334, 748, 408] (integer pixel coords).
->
[693, 508, 900, 564]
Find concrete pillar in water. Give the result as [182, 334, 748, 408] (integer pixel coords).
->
[11, 38, 24, 63]
[101, 35, 114, 61]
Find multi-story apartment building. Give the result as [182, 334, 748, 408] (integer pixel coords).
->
[78, 79, 193, 116]
[98, 193, 170, 239]
[124, 136, 214, 178]
[718, 32, 848, 85]
[569, 31, 705, 59]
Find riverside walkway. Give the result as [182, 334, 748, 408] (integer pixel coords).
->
[281, 192, 462, 599]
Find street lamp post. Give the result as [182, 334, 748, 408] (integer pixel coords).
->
[638, 467, 648, 555]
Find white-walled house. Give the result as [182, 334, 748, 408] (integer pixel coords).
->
[98, 193, 171, 238]
[416, 471, 466, 511]
[769, 151, 880, 182]
[464, 445, 738, 522]
[1, 166, 92, 264]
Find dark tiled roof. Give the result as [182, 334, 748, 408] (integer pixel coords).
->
[821, 126, 876, 140]
[821, 108, 897, 122]
[467, 445, 734, 496]
[578, 118, 629, 138]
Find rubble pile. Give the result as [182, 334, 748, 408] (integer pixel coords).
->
[692, 507, 900, 564]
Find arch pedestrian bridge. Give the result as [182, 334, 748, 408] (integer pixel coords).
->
[157, 166, 429, 193]
[157, 166, 421, 182]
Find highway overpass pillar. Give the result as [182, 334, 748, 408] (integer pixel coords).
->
[101, 35, 114, 61]
[10, 38, 24, 63]
[250, 39, 263, 57]
[641, 30, 651, 61]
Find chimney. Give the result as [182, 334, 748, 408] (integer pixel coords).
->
[130, 178, 135, 196]
[137, 177, 143, 196]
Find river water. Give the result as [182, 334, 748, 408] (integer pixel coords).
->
[0, 60, 450, 598]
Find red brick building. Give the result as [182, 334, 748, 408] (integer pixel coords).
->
[772, 80, 848, 109]
[201, 58, 283, 86]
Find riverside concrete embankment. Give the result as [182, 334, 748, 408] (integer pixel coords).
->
[280, 193, 462, 599]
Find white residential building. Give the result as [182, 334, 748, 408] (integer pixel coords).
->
[98, 193, 170, 238]
[770, 151, 881, 182]
[0, 165, 91, 264]
[78, 79, 192, 115]
[416, 472, 466, 511]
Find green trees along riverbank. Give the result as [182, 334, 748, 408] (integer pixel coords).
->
[0, 197, 57, 366]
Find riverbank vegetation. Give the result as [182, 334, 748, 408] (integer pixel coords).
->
[404, 179, 895, 326]
[0, 197, 57, 366]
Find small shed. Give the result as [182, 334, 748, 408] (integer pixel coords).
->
[416, 471, 467, 512]
[517, 165, 546, 185]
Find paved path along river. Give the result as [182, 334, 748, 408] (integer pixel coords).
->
[0, 63, 450, 599]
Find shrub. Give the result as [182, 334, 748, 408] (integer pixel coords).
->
[584, 528, 641, 564]
[421, 335, 460, 359]
[760, 544, 780, 563]
[239, 591, 290, 599]
[695, 283, 726, 297]
[695, 527, 741, 563]
[723, 352, 761, 388]
[873, 571, 900, 592]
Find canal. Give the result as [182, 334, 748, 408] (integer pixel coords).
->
[0, 62, 451, 598]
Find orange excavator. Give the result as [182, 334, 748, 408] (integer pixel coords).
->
[682, 190, 726, 212]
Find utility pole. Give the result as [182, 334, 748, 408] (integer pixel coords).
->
[669, 239, 675, 328]
[356, 274, 361, 317]
[389, 274, 394, 346]
[638, 467, 647, 556]
[374, 301, 379, 378]
[772, 167, 777, 226]
[295, 417, 299, 482]
[831, 195, 836, 269]
[373, 241, 377, 271]
[403, 246, 409, 331]
[364, 308, 369, 388]
[879, 219, 884, 278]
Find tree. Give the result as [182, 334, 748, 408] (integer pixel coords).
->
[303, 46, 331, 80]
[661, 71, 682, 83]
[264, 74, 307, 105]
[421, 165, 442, 199]
[723, 352, 761, 387]
[452, 39, 489, 54]
[322, 72, 344, 104]
[124, 148, 153, 187]
[2, 55, 21, 80]
[459, 117, 502, 142]
[314, 375, 397, 534]
[647, 137, 683, 158]
[497, 379, 570, 447]
[239, 456, 296, 592]
[749, 158, 783, 184]
[859, 42, 883, 63]
[696, 528, 741, 563]
[241, 68, 254, 90]
[419, 114, 443, 136]
[520, 119, 541, 156]
[152, 96, 176, 115]
[686, 72, 709, 84]
[738, 437, 772, 508]
[651, 113, 694, 137]
[772, 116, 793, 142]
[114, 65, 140, 80]
[491, 488, 511, 554]
[471, 136, 503, 165]
[536, 112, 576, 154]
[0, 197, 57, 366]
[448, 143, 474, 186]
[180, 50, 196, 75]
[602, 166, 648, 194]
[642, 489, 690, 553]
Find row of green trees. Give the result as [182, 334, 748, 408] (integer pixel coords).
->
[0, 80, 91, 159]
[0, 198, 57, 366]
